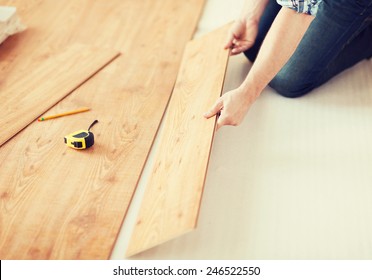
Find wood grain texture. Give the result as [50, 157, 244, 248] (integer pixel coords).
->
[126, 24, 230, 257]
[0, 0, 205, 259]
[0, 44, 119, 146]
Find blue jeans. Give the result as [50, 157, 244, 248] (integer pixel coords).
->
[244, 0, 372, 98]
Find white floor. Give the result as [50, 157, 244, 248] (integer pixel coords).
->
[111, 0, 372, 259]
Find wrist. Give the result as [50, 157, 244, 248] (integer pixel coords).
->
[237, 17, 259, 29]
[239, 75, 264, 99]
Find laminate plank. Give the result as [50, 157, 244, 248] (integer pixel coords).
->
[0, 0, 205, 259]
[126, 24, 230, 256]
[0, 44, 119, 146]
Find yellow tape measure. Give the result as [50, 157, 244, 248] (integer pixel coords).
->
[64, 120, 98, 149]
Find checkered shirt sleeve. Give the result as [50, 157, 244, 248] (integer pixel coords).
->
[276, 0, 322, 16]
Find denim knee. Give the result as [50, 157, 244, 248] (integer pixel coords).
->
[269, 71, 316, 98]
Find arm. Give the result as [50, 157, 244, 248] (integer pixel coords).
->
[226, 0, 269, 54]
[205, 8, 314, 130]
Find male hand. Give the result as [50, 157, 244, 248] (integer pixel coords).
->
[224, 19, 258, 55]
[203, 86, 257, 130]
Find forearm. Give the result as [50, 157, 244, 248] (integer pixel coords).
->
[240, 8, 314, 96]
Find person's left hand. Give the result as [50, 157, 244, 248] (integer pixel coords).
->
[203, 86, 258, 130]
[224, 19, 258, 55]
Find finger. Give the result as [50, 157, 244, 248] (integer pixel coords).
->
[216, 113, 227, 131]
[224, 32, 235, 49]
[231, 46, 245, 55]
[229, 39, 245, 55]
[204, 99, 223, 119]
[231, 44, 250, 55]
[230, 47, 241, 55]
[230, 38, 244, 54]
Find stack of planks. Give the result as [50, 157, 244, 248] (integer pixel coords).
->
[0, 0, 206, 259]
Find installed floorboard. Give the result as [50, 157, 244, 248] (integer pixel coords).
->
[126, 24, 230, 257]
[0, 0, 205, 259]
[0, 44, 119, 146]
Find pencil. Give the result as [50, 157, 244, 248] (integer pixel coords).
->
[38, 107, 90, 121]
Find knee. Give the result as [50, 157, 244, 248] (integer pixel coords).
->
[269, 71, 315, 98]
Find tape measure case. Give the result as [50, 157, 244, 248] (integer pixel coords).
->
[64, 130, 94, 149]
[64, 120, 98, 150]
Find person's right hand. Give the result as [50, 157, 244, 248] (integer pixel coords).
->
[224, 18, 258, 55]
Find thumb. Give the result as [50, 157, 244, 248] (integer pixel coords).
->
[216, 111, 228, 131]
[204, 99, 223, 119]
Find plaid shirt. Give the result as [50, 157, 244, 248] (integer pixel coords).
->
[277, 0, 322, 16]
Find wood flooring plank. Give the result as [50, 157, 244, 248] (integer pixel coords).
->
[0, 44, 119, 146]
[126, 24, 231, 256]
[0, 0, 205, 259]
